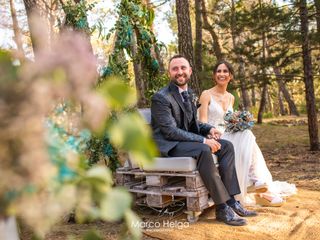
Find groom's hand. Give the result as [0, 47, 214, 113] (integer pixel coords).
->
[208, 128, 222, 140]
[204, 138, 221, 153]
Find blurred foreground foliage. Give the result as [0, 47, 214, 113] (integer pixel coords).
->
[0, 32, 157, 239]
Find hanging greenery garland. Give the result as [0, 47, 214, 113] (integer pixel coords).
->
[101, 0, 165, 90]
[61, 0, 95, 34]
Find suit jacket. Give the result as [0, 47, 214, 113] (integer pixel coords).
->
[151, 82, 213, 156]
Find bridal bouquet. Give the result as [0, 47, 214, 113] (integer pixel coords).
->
[224, 110, 254, 133]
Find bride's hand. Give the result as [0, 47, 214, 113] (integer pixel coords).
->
[208, 128, 222, 140]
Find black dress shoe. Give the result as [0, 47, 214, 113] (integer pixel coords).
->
[216, 205, 247, 226]
[231, 201, 257, 217]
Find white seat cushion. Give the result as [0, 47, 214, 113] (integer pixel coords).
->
[143, 157, 197, 172]
[127, 154, 218, 172]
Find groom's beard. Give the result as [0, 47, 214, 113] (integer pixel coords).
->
[171, 73, 190, 87]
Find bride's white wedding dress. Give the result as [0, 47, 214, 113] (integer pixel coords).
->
[207, 95, 296, 205]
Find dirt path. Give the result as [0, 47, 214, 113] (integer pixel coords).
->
[142, 189, 320, 240]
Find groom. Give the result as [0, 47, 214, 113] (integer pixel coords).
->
[151, 55, 257, 226]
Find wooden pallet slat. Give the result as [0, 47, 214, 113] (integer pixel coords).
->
[116, 173, 135, 185]
[146, 175, 168, 186]
[146, 194, 173, 208]
[116, 169, 199, 177]
[187, 193, 209, 212]
[129, 186, 208, 198]
[186, 174, 204, 190]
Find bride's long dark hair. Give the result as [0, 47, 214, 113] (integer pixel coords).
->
[212, 60, 235, 77]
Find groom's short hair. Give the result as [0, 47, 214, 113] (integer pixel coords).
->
[168, 54, 190, 67]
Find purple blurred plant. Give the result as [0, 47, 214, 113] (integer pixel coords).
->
[1, 15, 156, 239]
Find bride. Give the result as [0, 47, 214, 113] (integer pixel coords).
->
[198, 60, 296, 206]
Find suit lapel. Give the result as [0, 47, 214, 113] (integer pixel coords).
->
[187, 89, 200, 133]
[187, 89, 196, 117]
[169, 82, 189, 130]
[169, 82, 185, 111]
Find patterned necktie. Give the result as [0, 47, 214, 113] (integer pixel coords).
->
[181, 91, 193, 121]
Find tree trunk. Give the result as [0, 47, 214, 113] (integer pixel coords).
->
[176, 0, 200, 95]
[299, 0, 319, 151]
[23, 0, 47, 59]
[48, 0, 58, 46]
[237, 58, 251, 110]
[277, 87, 286, 116]
[131, 31, 148, 107]
[315, 0, 320, 36]
[194, 0, 203, 72]
[235, 58, 251, 110]
[230, 0, 250, 109]
[154, 47, 165, 74]
[9, 0, 25, 60]
[274, 67, 299, 116]
[250, 79, 256, 107]
[257, 84, 268, 124]
[201, 0, 223, 60]
[145, 0, 165, 74]
[257, 0, 268, 124]
[266, 87, 273, 113]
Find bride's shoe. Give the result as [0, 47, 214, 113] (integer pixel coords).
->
[254, 193, 284, 207]
[247, 181, 268, 193]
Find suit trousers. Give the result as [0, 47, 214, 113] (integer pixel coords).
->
[168, 139, 241, 205]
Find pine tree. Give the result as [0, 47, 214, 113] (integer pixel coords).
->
[194, 0, 203, 72]
[298, 0, 319, 150]
[176, 0, 200, 94]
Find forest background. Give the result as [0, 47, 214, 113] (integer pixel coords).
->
[0, 0, 319, 239]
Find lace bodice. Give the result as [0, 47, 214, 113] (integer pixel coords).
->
[207, 95, 233, 133]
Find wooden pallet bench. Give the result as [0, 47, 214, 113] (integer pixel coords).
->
[115, 109, 216, 222]
[116, 167, 214, 222]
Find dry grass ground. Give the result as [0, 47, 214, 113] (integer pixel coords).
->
[20, 116, 320, 240]
[254, 117, 320, 192]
